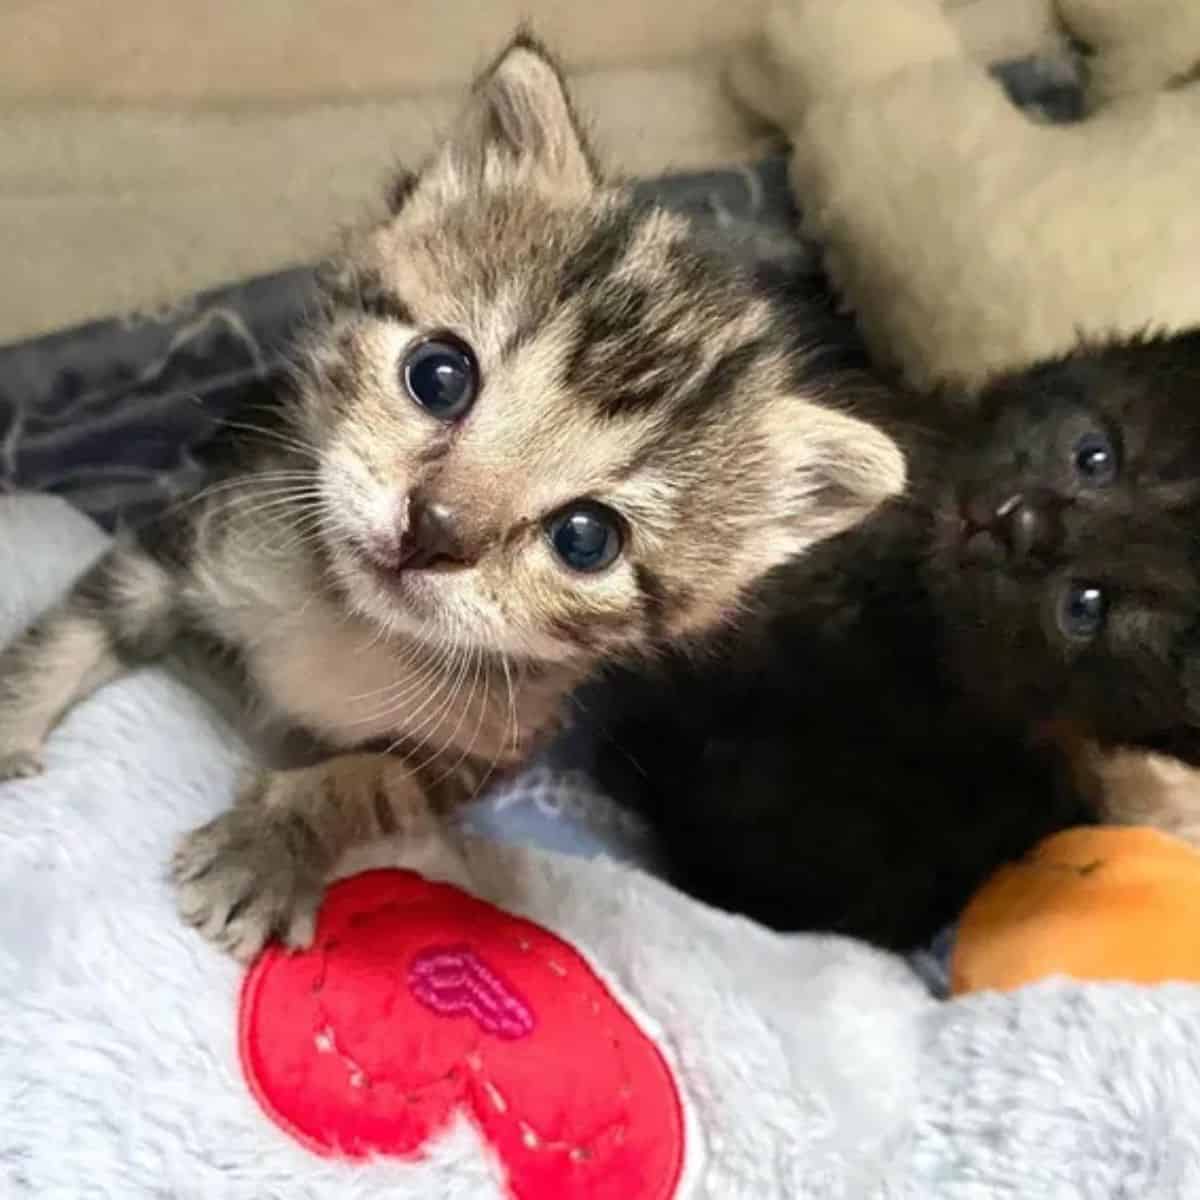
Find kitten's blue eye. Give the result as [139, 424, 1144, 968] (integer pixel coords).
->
[402, 335, 478, 421]
[1056, 581, 1107, 642]
[1072, 431, 1117, 486]
[546, 502, 623, 573]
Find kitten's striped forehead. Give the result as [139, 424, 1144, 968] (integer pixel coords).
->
[440, 196, 796, 536]
[341, 189, 780, 422]
[341, 191, 801, 502]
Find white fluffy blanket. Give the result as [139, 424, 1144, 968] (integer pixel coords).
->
[2, 493, 1200, 1199]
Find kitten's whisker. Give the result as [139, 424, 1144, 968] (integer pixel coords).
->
[241, 506, 328, 541]
[402, 645, 469, 761]
[241, 500, 332, 556]
[464, 652, 517, 804]
[402, 625, 474, 764]
[344, 633, 458, 705]
[356, 621, 391, 657]
[209, 488, 328, 528]
[380, 662, 455, 759]
[413, 641, 483, 782]
[378, 624, 465, 747]
[169, 472, 321, 518]
[448, 644, 486, 778]
[501, 652, 519, 759]
[232, 484, 326, 507]
[245, 503, 329, 537]
[346, 664, 445, 718]
[213, 418, 323, 462]
[455, 646, 491, 786]
[374, 626, 464, 705]
[190, 471, 318, 500]
[231, 488, 328, 513]
[345, 641, 459, 727]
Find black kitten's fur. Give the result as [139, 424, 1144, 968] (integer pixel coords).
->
[596, 330, 1200, 950]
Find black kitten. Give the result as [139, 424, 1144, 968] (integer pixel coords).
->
[596, 330, 1200, 951]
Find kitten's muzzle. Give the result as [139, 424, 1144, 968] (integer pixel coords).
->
[959, 488, 1060, 561]
[365, 496, 475, 573]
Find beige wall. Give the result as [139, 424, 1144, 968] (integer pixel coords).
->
[0, 2, 776, 342]
[0, 1, 760, 102]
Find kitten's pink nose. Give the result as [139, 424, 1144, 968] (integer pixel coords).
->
[397, 495, 472, 571]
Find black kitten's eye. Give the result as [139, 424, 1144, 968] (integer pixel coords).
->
[402, 335, 478, 421]
[1056, 581, 1107, 642]
[1072, 430, 1118, 486]
[546, 502, 624, 574]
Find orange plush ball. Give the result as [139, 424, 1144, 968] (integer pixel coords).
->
[950, 826, 1200, 996]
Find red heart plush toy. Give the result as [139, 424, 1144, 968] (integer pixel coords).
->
[239, 869, 686, 1200]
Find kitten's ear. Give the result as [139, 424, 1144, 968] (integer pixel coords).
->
[767, 402, 907, 556]
[408, 33, 599, 206]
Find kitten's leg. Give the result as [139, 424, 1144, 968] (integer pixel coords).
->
[0, 546, 177, 780]
[1087, 743, 1200, 849]
[171, 753, 435, 962]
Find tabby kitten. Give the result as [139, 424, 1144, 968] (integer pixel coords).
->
[0, 35, 904, 960]
[596, 331, 1200, 950]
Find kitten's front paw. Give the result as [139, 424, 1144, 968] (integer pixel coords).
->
[0, 748, 44, 782]
[171, 808, 327, 962]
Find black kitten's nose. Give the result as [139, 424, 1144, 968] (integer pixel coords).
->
[996, 496, 1051, 559]
[961, 490, 1057, 559]
[398, 495, 471, 570]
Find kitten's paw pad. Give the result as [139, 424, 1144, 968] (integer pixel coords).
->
[171, 810, 326, 963]
[0, 749, 44, 782]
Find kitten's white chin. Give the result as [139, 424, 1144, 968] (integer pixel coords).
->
[327, 545, 582, 665]
[335, 553, 442, 640]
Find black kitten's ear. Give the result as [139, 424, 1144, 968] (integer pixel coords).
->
[414, 32, 599, 204]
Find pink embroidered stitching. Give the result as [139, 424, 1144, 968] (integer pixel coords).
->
[407, 944, 536, 1040]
